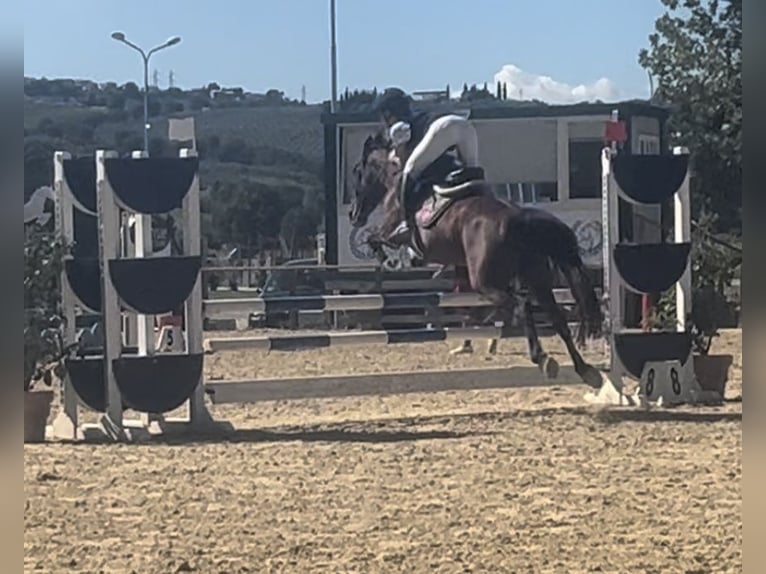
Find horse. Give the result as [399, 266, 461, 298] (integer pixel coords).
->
[348, 130, 605, 388]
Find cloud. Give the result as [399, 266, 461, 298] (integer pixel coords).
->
[489, 64, 621, 104]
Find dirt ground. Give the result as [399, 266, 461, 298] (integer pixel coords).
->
[25, 330, 742, 573]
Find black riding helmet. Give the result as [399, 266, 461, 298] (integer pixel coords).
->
[372, 87, 412, 120]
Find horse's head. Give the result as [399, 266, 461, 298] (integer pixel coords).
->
[349, 131, 397, 228]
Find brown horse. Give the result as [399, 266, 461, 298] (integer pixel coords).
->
[348, 130, 605, 388]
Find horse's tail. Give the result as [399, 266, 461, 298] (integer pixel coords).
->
[525, 211, 603, 345]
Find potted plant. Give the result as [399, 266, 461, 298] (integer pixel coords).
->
[648, 212, 739, 396]
[689, 285, 734, 395]
[24, 228, 70, 443]
[687, 213, 740, 395]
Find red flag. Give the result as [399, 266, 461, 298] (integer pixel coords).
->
[604, 120, 627, 143]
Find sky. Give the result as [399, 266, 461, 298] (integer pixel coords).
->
[22, 0, 666, 105]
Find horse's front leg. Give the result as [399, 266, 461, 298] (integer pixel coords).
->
[366, 235, 389, 265]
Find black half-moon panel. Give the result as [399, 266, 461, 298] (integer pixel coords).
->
[613, 331, 692, 379]
[113, 353, 203, 413]
[62, 156, 97, 214]
[613, 243, 691, 294]
[612, 154, 689, 205]
[103, 157, 198, 214]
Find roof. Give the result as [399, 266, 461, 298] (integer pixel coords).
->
[321, 99, 671, 126]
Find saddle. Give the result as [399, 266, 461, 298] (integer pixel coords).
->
[414, 166, 486, 230]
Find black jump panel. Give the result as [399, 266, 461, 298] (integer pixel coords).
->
[108, 256, 201, 315]
[65, 356, 122, 412]
[387, 329, 448, 344]
[612, 154, 689, 204]
[112, 353, 203, 414]
[614, 331, 692, 379]
[270, 334, 332, 351]
[104, 157, 198, 214]
[72, 210, 99, 258]
[64, 257, 102, 313]
[382, 293, 443, 309]
[62, 156, 97, 214]
[613, 243, 691, 294]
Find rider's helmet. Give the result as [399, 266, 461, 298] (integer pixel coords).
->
[372, 87, 412, 123]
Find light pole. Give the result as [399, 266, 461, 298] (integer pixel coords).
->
[329, 0, 338, 113]
[111, 32, 182, 154]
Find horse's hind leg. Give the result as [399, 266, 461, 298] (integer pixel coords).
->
[517, 258, 560, 378]
[522, 298, 559, 379]
[530, 283, 603, 388]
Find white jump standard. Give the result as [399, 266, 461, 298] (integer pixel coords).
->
[585, 144, 721, 407]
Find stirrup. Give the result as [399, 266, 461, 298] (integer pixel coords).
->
[387, 221, 411, 243]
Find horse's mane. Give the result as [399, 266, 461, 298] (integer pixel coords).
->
[361, 130, 391, 166]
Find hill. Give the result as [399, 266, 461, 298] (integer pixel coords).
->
[24, 78, 329, 258]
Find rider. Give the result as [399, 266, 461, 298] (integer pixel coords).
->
[372, 87, 482, 245]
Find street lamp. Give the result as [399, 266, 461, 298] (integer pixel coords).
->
[329, 0, 338, 113]
[111, 32, 182, 154]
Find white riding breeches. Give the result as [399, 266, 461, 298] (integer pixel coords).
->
[402, 114, 480, 180]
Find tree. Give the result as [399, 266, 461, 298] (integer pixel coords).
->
[496, 81, 501, 99]
[147, 97, 162, 117]
[502, 82, 508, 100]
[123, 82, 141, 99]
[164, 100, 185, 113]
[208, 180, 286, 255]
[107, 93, 126, 111]
[189, 94, 209, 111]
[114, 130, 144, 156]
[219, 137, 254, 164]
[265, 89, 284, 103]
[25, 138, 57, 195]
[279, 205, 319, 257]
[638, 0, 741, 232]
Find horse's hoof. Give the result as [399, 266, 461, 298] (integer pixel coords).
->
[450, 344, 473, 355]
[580, 365, 605, 389]
[539, 355, 559, 379]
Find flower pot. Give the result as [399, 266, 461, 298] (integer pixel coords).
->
[693, 354, 734, 396]
[24, 389, 53, 443]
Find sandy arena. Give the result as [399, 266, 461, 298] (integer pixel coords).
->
[25, 329, 742, 573]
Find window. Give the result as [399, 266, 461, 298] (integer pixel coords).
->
[638, 134, 660, 155]
[569, 140, 604, 199]
[492, 182, 557, 204]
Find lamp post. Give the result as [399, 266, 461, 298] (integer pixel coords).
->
[329, 0, 338, 113]
[110, 32, 182, 154]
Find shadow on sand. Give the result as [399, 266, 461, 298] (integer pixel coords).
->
[56, 402, 741, 446]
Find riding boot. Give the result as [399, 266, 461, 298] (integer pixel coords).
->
[387, 174, 416, 245]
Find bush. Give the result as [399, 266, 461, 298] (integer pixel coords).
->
[24, 228, 70, 391]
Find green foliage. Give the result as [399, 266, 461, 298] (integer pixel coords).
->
[648, 210, 741, 353]
[24, 229, 70, 391]
[25, 79, 325, 254]
[207, 180, 288, 256]
[338, 88, 378, 112]
[639, 0, 741, 231]
[24, 138, 57, 194]
[460, 83, 496, 102]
